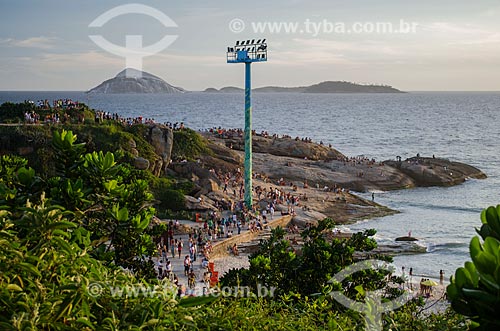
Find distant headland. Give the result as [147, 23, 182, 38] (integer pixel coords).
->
[204, 81, 404, 93]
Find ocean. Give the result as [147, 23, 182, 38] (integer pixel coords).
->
[1, 91, 499, 280]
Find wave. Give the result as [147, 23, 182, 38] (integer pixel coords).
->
[398, 202, 482, 214]
[424, 241, 467, 253]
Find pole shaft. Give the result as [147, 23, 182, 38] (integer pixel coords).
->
[244, 62, 252, 209]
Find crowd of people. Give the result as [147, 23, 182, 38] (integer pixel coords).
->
[28, 98, 82, 110]
[207, 126, 324, 146]
[93, 111, 157, 126]
[153, 220, 218, 296]
[19, 98, 190, 130]
[21, 98, 86, 124]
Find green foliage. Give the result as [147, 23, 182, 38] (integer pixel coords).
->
[0, 199, 180, 330]
[1, 129, 158, 278]
[52, 129, 86, 177]
[221, 218, 399, 300]
[172, 128, 210, 161]
[0, 192, 469, 330]
[167, 295, 466, 330]
[68, 123, 157, 164]
[448, 205, 500, 329]
[157, 189, 186, 212]
[147, 175, 189, 212]
[0, 102, 34, 122]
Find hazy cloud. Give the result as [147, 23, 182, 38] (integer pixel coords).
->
[1, 36, 60, 49]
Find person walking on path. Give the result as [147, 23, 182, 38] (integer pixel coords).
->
[171, 239, 176, 259]
[183, 255, 191, 276]
[177, 239, 183, 259]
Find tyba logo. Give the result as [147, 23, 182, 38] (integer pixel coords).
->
[89, 4, 178, 77]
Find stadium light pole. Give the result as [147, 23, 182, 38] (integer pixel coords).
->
[227, 39, 267, 209]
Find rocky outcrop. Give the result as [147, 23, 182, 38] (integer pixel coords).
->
[149, 126, 174, 174]
[87, 68, 185, 94]
[205, 133, 344, 161]
[133, 157, 149, 170]
[128, 139, 139, 157]
[127, 124, 174, 176]
[200, 133, 486, 193]
[252, 153, 416, 192]
[384, 157, 486, 187]
[395, 236, 419, 242]
[169, 161, 223, 197]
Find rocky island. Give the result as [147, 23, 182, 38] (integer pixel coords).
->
[87, 68, 185, 94]
[204, 81, 403, 93]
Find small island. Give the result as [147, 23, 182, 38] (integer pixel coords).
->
[204, 81, 403, 93]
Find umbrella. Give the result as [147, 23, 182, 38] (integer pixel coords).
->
[421, 280, 439, 286]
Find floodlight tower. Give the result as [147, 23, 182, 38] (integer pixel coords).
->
[227, 39, 267, 209]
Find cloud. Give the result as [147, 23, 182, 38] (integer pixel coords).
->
[480, 5, 500, 17]
[2, 36, 60, 49]
[260, 38, 408, 67]
[422, 22, 487, 35]
[448, 32, 500, 46]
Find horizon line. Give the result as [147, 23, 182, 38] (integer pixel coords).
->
[1, 89, 500, 93]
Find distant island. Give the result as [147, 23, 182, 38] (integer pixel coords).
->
[204, 81, 404, 93]
[87, 68, 402, 94]
[87, 68, 185, 94]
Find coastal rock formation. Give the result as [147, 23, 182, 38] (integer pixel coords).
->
[251, 153, 415, 192]
[87, 68, 185, 94]
[202, 132, 486, 193]
[206, 133, 344, 161]
[384, 157, 486, 187]
[149, 126, 174, 174]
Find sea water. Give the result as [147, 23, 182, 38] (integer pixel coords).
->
[2, 91, 499, 279]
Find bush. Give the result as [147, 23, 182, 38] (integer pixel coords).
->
[159, 189, 186, 211]
[447, 205, 500, 329]
[172, 128, 210, 161]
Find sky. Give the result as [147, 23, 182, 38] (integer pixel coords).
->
[0, 0, 499, 91]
